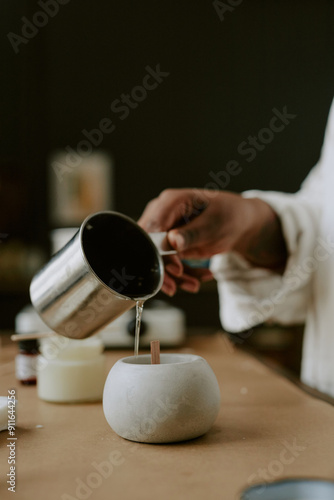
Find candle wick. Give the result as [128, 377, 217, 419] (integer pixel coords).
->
[150, 340, 160, 364]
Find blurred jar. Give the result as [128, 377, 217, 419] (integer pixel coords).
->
[37, 336, 106, 403]
[48, 150, 113, 227]
[15, 305, 50, 385]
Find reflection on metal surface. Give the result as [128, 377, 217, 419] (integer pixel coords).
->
[241, 478, 334, 500]
[30, 211, 164, 339]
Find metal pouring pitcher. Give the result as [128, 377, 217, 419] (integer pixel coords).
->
[30, 211, 175, 339]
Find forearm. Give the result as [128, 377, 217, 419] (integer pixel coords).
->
[234, 198, 288, 273]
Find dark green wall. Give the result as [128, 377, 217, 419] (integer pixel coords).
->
[1, 1, 334, 327]
[3, 1, 334, 227]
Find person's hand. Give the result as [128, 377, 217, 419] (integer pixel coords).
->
[155, 253, 214, 296]
[138, 189, 287, 296]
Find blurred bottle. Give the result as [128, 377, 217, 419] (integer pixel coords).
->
[15, 339, 39, 385]
[14, 305, 49, 385]
[48, 150, 113, 227]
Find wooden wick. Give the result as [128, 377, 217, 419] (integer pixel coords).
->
[11, 332, 56, 342]
[150, 340, 160, 364]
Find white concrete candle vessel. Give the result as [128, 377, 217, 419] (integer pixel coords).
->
[103, 353, 221, 443]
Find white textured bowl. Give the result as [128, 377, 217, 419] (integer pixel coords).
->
[103, 353, 221, 443]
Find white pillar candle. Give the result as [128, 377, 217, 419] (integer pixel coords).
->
[37, 336, 105, 403]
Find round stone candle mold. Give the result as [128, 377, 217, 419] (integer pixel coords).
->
[103, 353, 221, 443]
[37, 336, 105, 403]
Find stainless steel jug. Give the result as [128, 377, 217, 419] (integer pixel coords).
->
[30, 211, 169, 339]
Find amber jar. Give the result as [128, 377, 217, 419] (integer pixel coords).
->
[15, 339, 39, 385]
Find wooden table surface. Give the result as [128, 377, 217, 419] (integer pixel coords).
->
[0, 332, 333, 500]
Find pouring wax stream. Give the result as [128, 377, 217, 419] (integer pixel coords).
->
[134, 300, 145, 357]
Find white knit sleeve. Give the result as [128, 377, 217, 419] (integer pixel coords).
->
[210, 100, 334, 333]
[212, 152, 330, 333]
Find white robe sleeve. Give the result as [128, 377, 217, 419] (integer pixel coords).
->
[210, 147, 326, 334]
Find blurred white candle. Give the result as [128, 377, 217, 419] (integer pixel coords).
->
[37, 336, 105, 403]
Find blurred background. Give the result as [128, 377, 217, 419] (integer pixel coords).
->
[1, 0, 334, 375]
